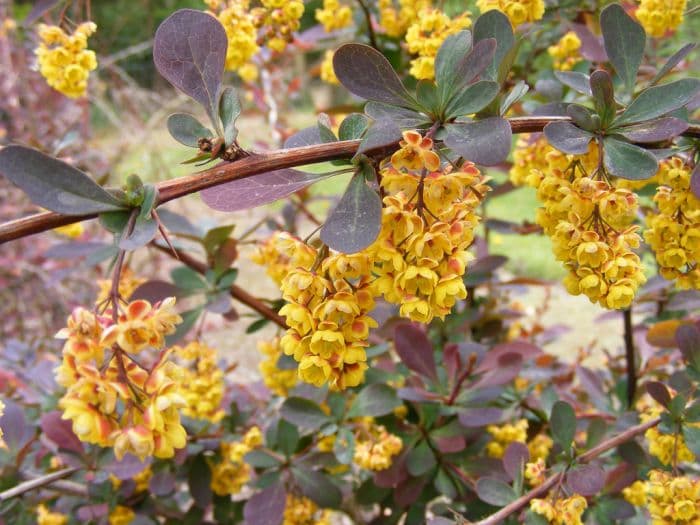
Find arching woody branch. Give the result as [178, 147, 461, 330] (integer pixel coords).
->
[1, 117, 699, 244]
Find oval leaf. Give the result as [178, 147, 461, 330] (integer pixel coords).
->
[153, 9, 227, 126]
[617, 117, 689, 143]
[458, 407, 503, 427]
[476, 477, 517, 507]
[40, 411, 84, 455]
[550, 400, 576, 450]
[356, 118, 404, 155]
[614, 78, 700, 126]
[201, 169, 336, 211]
[590, 69, 616, 126]
[600, 4, 646, 92]
[651, 43, 697, 86]
[338, 113, 370, 141]
[445, 80, 500, 119]
[393, 323, 437, 381]
[292, 467, 342, 508]
[603, 137, 658, 180]
[333, 44, 415, 107]
[320, 170, 381, 253]
[219, 87, 242, 145]
[243, 482, 285, 525]
[473, 10, 515, 81]
[167, 113, 212, 148]
[503, 442, 529, 482]
[435, 30, 473, 101]
[444, 117, 512, 166]
[690, 164, 700, 200]
[543, 121, 593, 155]
[347, 383, 401, 418]
[566, 464, 605, 496]
[0, 145, 125, 214]
[554, 71, 592, 96]
[280, 397, 332, 432]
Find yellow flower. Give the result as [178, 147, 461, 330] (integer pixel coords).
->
[530, 495, 587, 524]
[548, 31, 582, 70]
[476, 0, 543, 26]
[636, 0, 686, 37]
[173, 341, 225, 422]
[53, 222, 84, 238]
[391, 130, 441, 172]
[109, 506, 135, 525]
[258, 338, 298, 396]
[353, 423, 403, 471]
[320, 50, 339, 85]
[316, 0, 353, 31]
[486, 419, 528, 458]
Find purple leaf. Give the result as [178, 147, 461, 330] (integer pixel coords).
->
[434, 435, 466, 453]
[149, 471, 176, 496]
[566, 464, 605, 496]
[153, 9, 227, 125]
[676, 324, 700, 367]
[24, 0, 61, 25]
[458, 407, 503, 427]
[691, 163, 700, 200]
[444, 343, 460, 384]
[40, 411, 84, 455]
[244, 483, 286, 525]
[201, 169, 333, 211]
[554, 71, 591, 96]
[393, 323, 437, 382]
[472, 352, 523, 388]
[617, 117, 688, 143]
[397, 387, 441, 402]
[544, 121, 593, 155]
[0, 401, 33, 452]
[284, 126, 323, 148]
[357, 118, 403, 154]
[106, 454, 151, 480]
[477, 341, 541, 372]
[571, 23, 607, 62]
[645, 381, 671, 407]
[444, 117, 512, 166]
[320, 170, 382, 253]
[604, 463, 638, 494]
[503, 442, 529, 482]
[77, 504, 109, 520]
[475, 477, 516, 506]
[374, 450, 409, 488]
[129, 280, 183, 302]
[395, 475, 428, 507]
[333, 44, 415, 107]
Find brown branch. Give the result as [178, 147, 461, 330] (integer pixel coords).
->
[0, 467, 79, 501]
[151, 242, 286, 329]
[2, 117, 699, 245]
[474, 416, 661, 525]
[623, 307, 636, 408]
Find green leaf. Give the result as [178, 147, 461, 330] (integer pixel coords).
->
[543, 121, 594, 155]
[333, 427, 355, 464]
[244, 449, 283, 468]
[441, 38, 497, 108]
[100, 210, 130, 233]
[444, 117, 512, 166]
[167, 113, 212, 148]
[475, 477, 517, 506]
[590, 69, 616, 127]
[119, 215, 158, 251]
[188, 454, 213, 508]
[320, 168, 382, 253]
[416, 79, 440, 115]
[499, 80, 528, 116]
[550, 400, 576, 450]
[585, 418, 608, 449]
[338, 113, 369, 141]
[204, 224, 235, 258]
[280, 397, 332, 432]
[407, 440, 437, 476]
[291, 467, 342, 508]
[139, 185, 158, 221]
[435, 30, 472, 102]
[317, 114, 338, 143]
[219, 87, 241, 146]
[682, 426, 700, 458]
[614, 79, 700, 126]
[444, 80, 500, 119]
[600, 3, 646, 93]
[473, 10, 514, 81]
[434, 468, 458, 500]
[347, 383, 401, 418]
[277, 419, 299, 456]
[554, 71, 591, 96]
[171, 266, 208, 292]
[567, 104, 597, 132]
[0, 145, 126, 215]
[333, 43, 416, 108]
[603, 137, 658, 180]
[364, 102, 430, 129]
[166, 307, 202, 346]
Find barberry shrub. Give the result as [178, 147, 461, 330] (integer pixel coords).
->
[0, 1, 700, 524]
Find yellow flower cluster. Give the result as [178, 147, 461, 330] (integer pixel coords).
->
[405, 9, 471, 79]
[378, 0, 431, 38]
[369, 131, 487, 323]
[210, 426, 262, 495]
[547, 31, 582, 71]
[35, 22, 98, 98]
[109, 506, 135, 525]
[534, 145, 647, 309]
[96, 267, 146, 305]
[211, 0, 260, 80]
[258, 337, 298, 396]
[252, 230, 316, 285]
[476, 0, 544, 26]
[172, 341, 225, 423]
[55, 299, 187, 461]
[636, 0, 686, 38]
[624, 470, 700, 524]
[530, 495, 588, 525]
[316, 0, 353, 32]
[283, 494, 333, 525]
[320, 50, 339, 85]
[36, 504, 68, 525]
[524, 457, 546, 486]
[486, 419, 553, 459]
[509, 134, 554, 186]
[353, 423, 403, 471]
[253, 0, 305, 53]
[644, 157, 700, 289]
[279, 243, 376, 390]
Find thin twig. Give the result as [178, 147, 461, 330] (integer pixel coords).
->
[474, 417, 661, 525]
[0, 468, 79, 501]
[623, 307, 636, 408]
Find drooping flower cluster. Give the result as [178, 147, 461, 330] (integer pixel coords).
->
[316, 0, 353, 32]
[258, 337, 298, 396]
[476, 0, 544, 26]
[533, 144, 647, 309]
[486, 419, 553, 459]
[353, 422, 403, 471]
[639, 395, 695, 465]
[636, 0, 686, 38]
[377, 0, 431, 37]
[55, 299, 187, 460]
[253, 0, 305, 53]
[210, 0, 260, 80]
[96, 266, 146, 305]
[547, 31, 582, 71]
[404, 9, 471, 79]
[368, 131, 488, 323]
[279, 242, 376, 390]
[210, 426, 262, 495]
[644, 157, 700, 289]
[530, 495, 588, 524]
[509, 134, 556, 187]
[172, 341, 225, 423]
[624, 470, 700, 524]
[283, 495, 333, 525]
[35, 22, 98, 98]
[252, 230, 316, 285]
